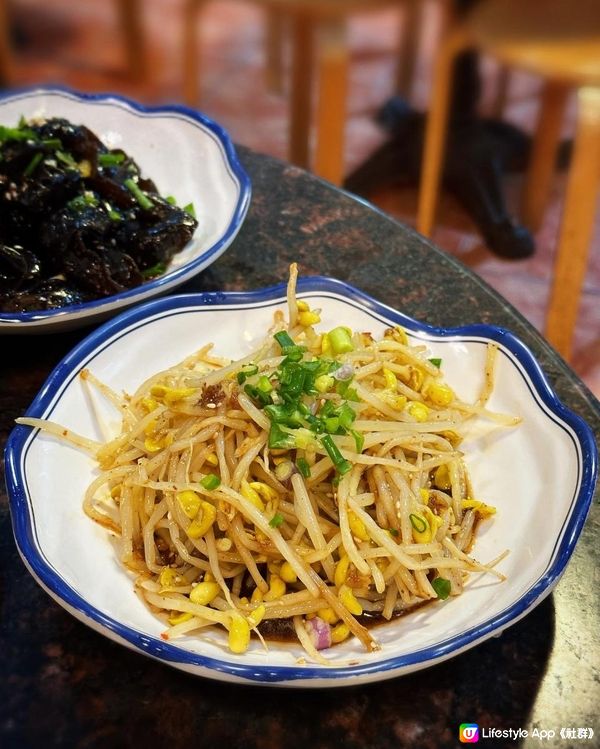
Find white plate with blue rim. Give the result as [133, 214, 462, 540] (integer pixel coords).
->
[0, 85, 251, 333]
[5, 277, 597, 686]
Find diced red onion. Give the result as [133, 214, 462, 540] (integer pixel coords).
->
[305, 616, 332, 650]
[333, 364, 354, 381]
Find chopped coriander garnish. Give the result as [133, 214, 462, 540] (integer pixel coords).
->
[124, 177, 153, 210]
[269, 513, 284, 528]
[431, 577, 451, 600]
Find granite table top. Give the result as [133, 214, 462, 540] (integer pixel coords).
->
[1, 147, 598, 749]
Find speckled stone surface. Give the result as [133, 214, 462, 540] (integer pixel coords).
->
[1, 148, 599, 749]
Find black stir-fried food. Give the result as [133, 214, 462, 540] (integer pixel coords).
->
[0, 117, 198, 312]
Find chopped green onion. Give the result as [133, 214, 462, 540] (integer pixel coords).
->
[337, 403, 356, 430]
[268, 423, 296, 450]
[328, 327, 354, 354]
[108, 208, 122, 221]
[98, 152, 125, 167]
[388, 528, 399, 537]
[183, 201, 196, 218]
[237, 364, 259, 384]
[56, 150, 78, 168]
[257, 375, 273, 393]
[200, 473, 221, 490]
[321, 434, 351, 475]
[18, 114, 27, 129]
[274, 331, 295, 349]
[124, 177, 153, 210]
[141, 261, 167, 278]
[350, 429, 364, 453]
[431, 577, 451, 600]
[42, 138, 63, 149]
[166, 195, 177, 205]
[324, 416, 339, 433]
[296, 457, 311, 478]
[429, 358, 442, 368]
[409, 513, 427, 533]
[269, 513, 284, 528]
[23, 152, 43, 177]
[0, 124, 37, 143]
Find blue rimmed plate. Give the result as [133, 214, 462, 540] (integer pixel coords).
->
[0, 85, 251, 333]
[5, 277, 597, 686]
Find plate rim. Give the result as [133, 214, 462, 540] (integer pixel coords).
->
[0, 84, 252, 326]
[5, 276, 598, 685]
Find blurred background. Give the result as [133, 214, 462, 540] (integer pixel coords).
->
[0, 0, 598, 397]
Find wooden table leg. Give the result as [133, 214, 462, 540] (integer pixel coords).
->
[545, 86, 600, 360]
[417, 30, 465, 237]
[521, 80, 570, 232]
[396, 0, 421, 101]
[183, 0, 210, 105]
[265, 7, 285, 95]
[117, 0, 146, 81]
[289, 11, 314, 170]
[0, 0, 12, 85]
[313, 16, 348, 186]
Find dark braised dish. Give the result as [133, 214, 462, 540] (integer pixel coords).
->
[0, 117, 198, 313]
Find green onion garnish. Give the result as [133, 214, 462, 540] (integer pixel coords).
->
[42, 138, 63, 149]
[409, 513, 427, 533]
[328, 327, 354, 354]
[56, 150, 78, 168]
[274, 330, 295, 349]
[98, 152, 125, 167]
[388, 528, 399, 537]
[296, 457, 311, 478]
[429, 358, 442, 368]
[269, 513, 284, 528]
[0, 124, 37, 143]
[124, 177, 153, 210]
[23, 152, 43, 177]
[431, 577, 451, 600]
[141, 261, 167, 278]
[200, 473, 221, 490]
[237, 364, 258, 384]
[166, 195, 177, 205]
[183, 201, 196, 218]
[350, 429, 364, 453]
[321, 434, 351, 475]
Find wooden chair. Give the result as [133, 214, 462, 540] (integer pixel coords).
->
[183, 0, 416, 186]
[416, 0, 600, 361]
[0, 0, 146, 83]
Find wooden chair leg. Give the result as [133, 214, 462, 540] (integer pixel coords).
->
[396, 0, 421, 100]
[289, 11, 314, 170]
[313, 16, 349, 185]
[545, 86, 600, 361]
[183, 0, 209, 105]
[265, 8, 285, 95]
[0, 0, 13, 85]
[117, 0, 145, 81]
[521, 81, 570, 232]
[416, 30, 465, 237]
[490, 64, 510, 118]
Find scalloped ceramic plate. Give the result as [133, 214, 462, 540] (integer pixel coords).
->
[0, 86, 251, 332]
[5, 278, 597, 686]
